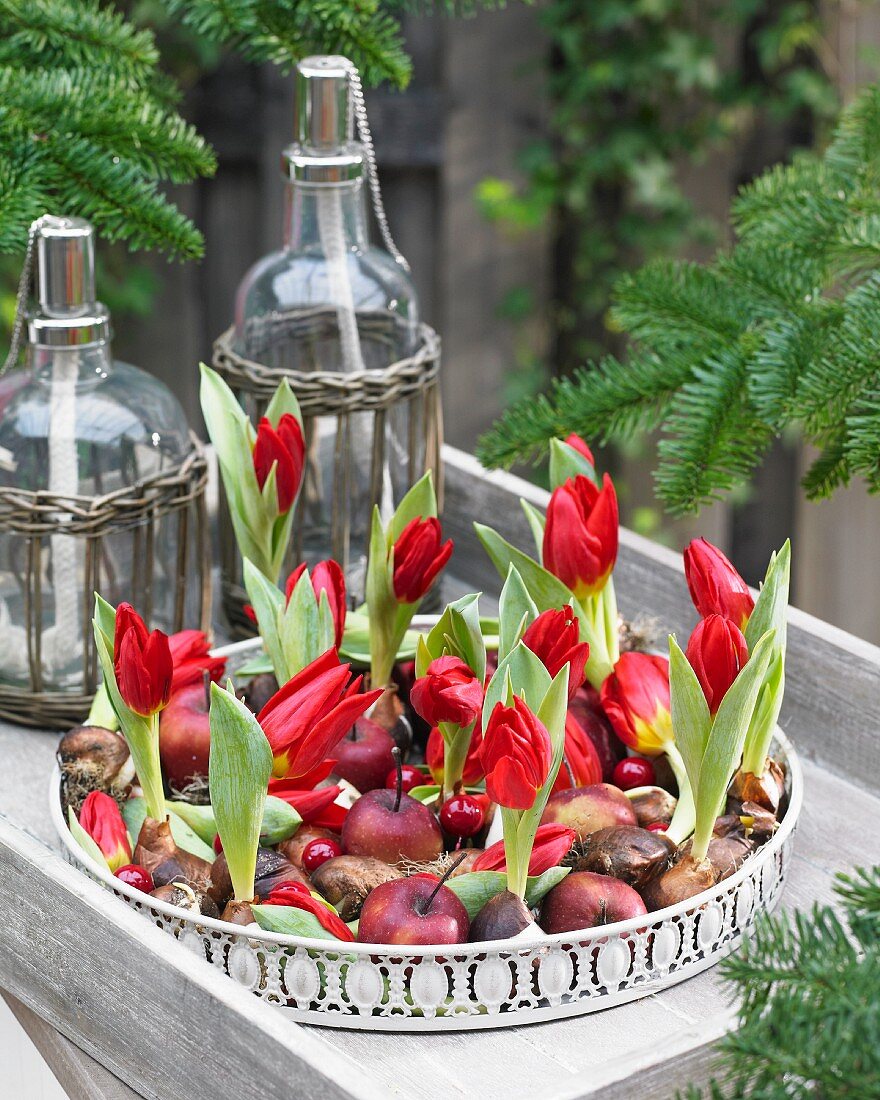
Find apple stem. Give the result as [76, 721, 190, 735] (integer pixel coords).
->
[203, 669, 211, 712]
[563, 754, 576, 789]
[417, 852, 468, 916]
[391, 746, 403, 813]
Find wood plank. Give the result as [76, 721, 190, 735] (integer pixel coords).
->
[3, 992, 137, 1100]
[0, 816, 386, 1100]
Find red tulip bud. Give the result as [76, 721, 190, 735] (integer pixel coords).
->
[253, 413, 305, 515]
[473, 823, 575, 875]
[410, 655, 483, 728]
[79, 791, 132, 872]
[479, 696, 553, 810]
[684, 538, 754, 631]
[113, 603, 173, 716]
[391, 516, 453, 604]
[600, 652, 673, 755]
[564, 434, 595, 466]
[521, 608, 590, 698]
[543, 474, 618, 600]
[685, 614, 749, 714]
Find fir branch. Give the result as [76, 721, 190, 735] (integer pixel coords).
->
[655, 346, 772, 515]
[0, 0, 215, 257]
[483, 81, 880, 511]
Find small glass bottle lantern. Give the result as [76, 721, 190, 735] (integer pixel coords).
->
[214, 57, 442, 627]
[0, 216, 210, 727]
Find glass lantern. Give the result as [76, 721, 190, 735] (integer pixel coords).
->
[228, 56, 432, 604]
[0, 216, 208, 726]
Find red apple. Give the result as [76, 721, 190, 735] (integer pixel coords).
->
[358, 875, 469, 945]
[342, 787, 443, 865]
[539, 871, 647, 933]
[332, 718, 396, 793]
[541, 783, 637, 842]
[159, 682, 210, 791]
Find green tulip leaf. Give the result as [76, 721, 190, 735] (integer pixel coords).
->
[668, 634, 713, 798]
[548, 435, 597, 489]
[498, 565, 538, 661]
[745, 540, 791, 656]
[251, 903, 344, 941]
[482, 641, 551, 727]
[408, 784, 441, 804]
[446, 871, 507, 918]
[388, 471, 438, 544]
[279, 568, 335, 676]
[242, 558, 287, 681]
[474, 523, 574, 612]
[523, 865, 570, 908]
[260, 795, 302, 844]
[520, 500, 547, 559]
[264, 376, 303, 427]
[209, 682, 273, 902]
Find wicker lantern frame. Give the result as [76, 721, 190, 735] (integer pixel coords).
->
[0, 438, 210, 728]
[212, 309, 443, 632]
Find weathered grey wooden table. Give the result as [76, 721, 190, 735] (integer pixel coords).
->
[1, 447, 878, 1100]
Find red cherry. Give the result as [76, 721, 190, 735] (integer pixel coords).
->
[646, 822, 667, 833]
[613, 757, 656, 790]
[115, 864, 154, 894]
[384, 763, 426, 794]
[301, 837, 342, 874]
[213, 833, 223, 854]
[439, 794, 484, 838]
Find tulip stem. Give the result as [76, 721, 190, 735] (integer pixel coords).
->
[141, 712, 166, 822]
[664, 742, 696, 846]
[441, 721, 473, 800]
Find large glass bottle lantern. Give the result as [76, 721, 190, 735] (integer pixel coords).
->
[214, 56, 442, 626]
[0, 216, 210, 727]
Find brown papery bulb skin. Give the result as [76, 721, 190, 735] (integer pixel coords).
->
[134, 818, 213, 893]
[57, 725, 132, 813]
[220, 899, 257, 926]
[310, 855, 404, 921]
[576, 825, 675, 890]
[729, 760, 786, 816]
[628, 786, 677, 828]
[639, 856, 718, 911]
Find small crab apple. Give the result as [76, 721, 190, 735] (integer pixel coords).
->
[439, 794, 484, 839]
[301, 837, 342, 874]
[115, 864, 154, 893]
[613, 757, 656, 791]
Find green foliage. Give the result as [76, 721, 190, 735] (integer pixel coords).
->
[0, 0, 216, 258]
[165, 0, 507, 89]
[476, 0, 839, 378]
[685, 866, 880, 1099]
[480, 83, 880, 513]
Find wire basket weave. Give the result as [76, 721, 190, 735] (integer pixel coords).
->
[212, 309, 443, 632]
[0, 438, 210, 728]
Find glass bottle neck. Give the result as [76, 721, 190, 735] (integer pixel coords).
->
[283, 179, 370, 252]
[27, 341, 114, 385]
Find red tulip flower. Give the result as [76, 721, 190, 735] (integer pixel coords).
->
[564, 434, 595, 466]
[262, 880, 354, 941]
[167, 630, 226, 694]
[684, 538, 754, 631]
[600, 652, 673, 755]
[473, 823, 575, 876]
[410, 656, 484, 728]
[426, 723, 484, 786]
[521, 608, 590, 699]
[543, 473, 618, 600]
[113, 603, 173, 717]
[79, 791, 132, 872]
[267, 781, 348, 830]
[479, 696, 553, 810]
[258, 648, 382, 779]
[551, 712, 603, 792]
[285, 559, 347, 648]
[252, 413, 305, 515]
[392, 516, 453, 604]
[686, 614, 749, 714]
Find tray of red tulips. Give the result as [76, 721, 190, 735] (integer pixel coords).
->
[51, 382, 801, 1029]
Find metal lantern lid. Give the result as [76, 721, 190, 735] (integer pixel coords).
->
[27, 216, 111, 349]
[283, 56, 364, 184]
